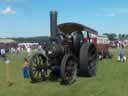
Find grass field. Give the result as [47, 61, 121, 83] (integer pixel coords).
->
[0, 48, 128, 96]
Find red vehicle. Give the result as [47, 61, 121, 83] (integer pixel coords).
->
[96, 35, 111, 58]
[84, 33, 111, 59]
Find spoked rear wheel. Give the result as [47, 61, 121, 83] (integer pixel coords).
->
[29, 53, 48, 83]
[61, 54, 78, 85]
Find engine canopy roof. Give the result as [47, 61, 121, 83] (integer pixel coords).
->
[57, 22, 98, 35]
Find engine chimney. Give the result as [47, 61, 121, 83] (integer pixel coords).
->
[50, 11, 57, 40]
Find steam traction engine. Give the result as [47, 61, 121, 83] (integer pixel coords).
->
[29, 11, 97, 84]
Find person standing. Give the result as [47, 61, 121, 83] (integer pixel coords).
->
[118, 45, 127, 62]
[26, 46, 32, 57]
[0, 48, 7, 61]
[22, 58, 29, 79]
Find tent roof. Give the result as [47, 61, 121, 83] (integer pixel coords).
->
[0, 38, 16, 43]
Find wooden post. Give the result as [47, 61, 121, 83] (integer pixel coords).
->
[6, 63, 9, 82]
[5, 60, 10, 82]
[5, 60, 13, 87]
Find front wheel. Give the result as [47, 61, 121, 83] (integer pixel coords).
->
[61, 54, 78, 85]
[29, 52, 48, 83]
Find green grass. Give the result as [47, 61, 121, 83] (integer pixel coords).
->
[0, 48, 128, 96]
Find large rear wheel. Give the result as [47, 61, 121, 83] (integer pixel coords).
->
[79, 43, 97, 77]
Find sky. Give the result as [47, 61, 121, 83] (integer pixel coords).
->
[0, 0, 128, 37]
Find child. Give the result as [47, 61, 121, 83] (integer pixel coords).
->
[117, 45, 127, 62]
[22, 58, 29, 78]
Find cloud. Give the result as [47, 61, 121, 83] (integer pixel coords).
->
[100, 8, 128, 17]
[0, 7, 16, 15]
[107, 13, 116, 17]
[0, 0, 16, 3]
[0, 0, 30, 3]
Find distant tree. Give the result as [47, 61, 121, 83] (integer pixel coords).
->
[103, 33, 116, 40]
[104, 33, 128, 40]
[10, 36, 50, 43]
[103, 33, 109, 36]
[118, 34, 122, 40]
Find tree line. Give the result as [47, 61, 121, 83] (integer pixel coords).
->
[10, 36, 50, 44]
[103, 33, 128, 40]
[6, 33, 128, 43]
